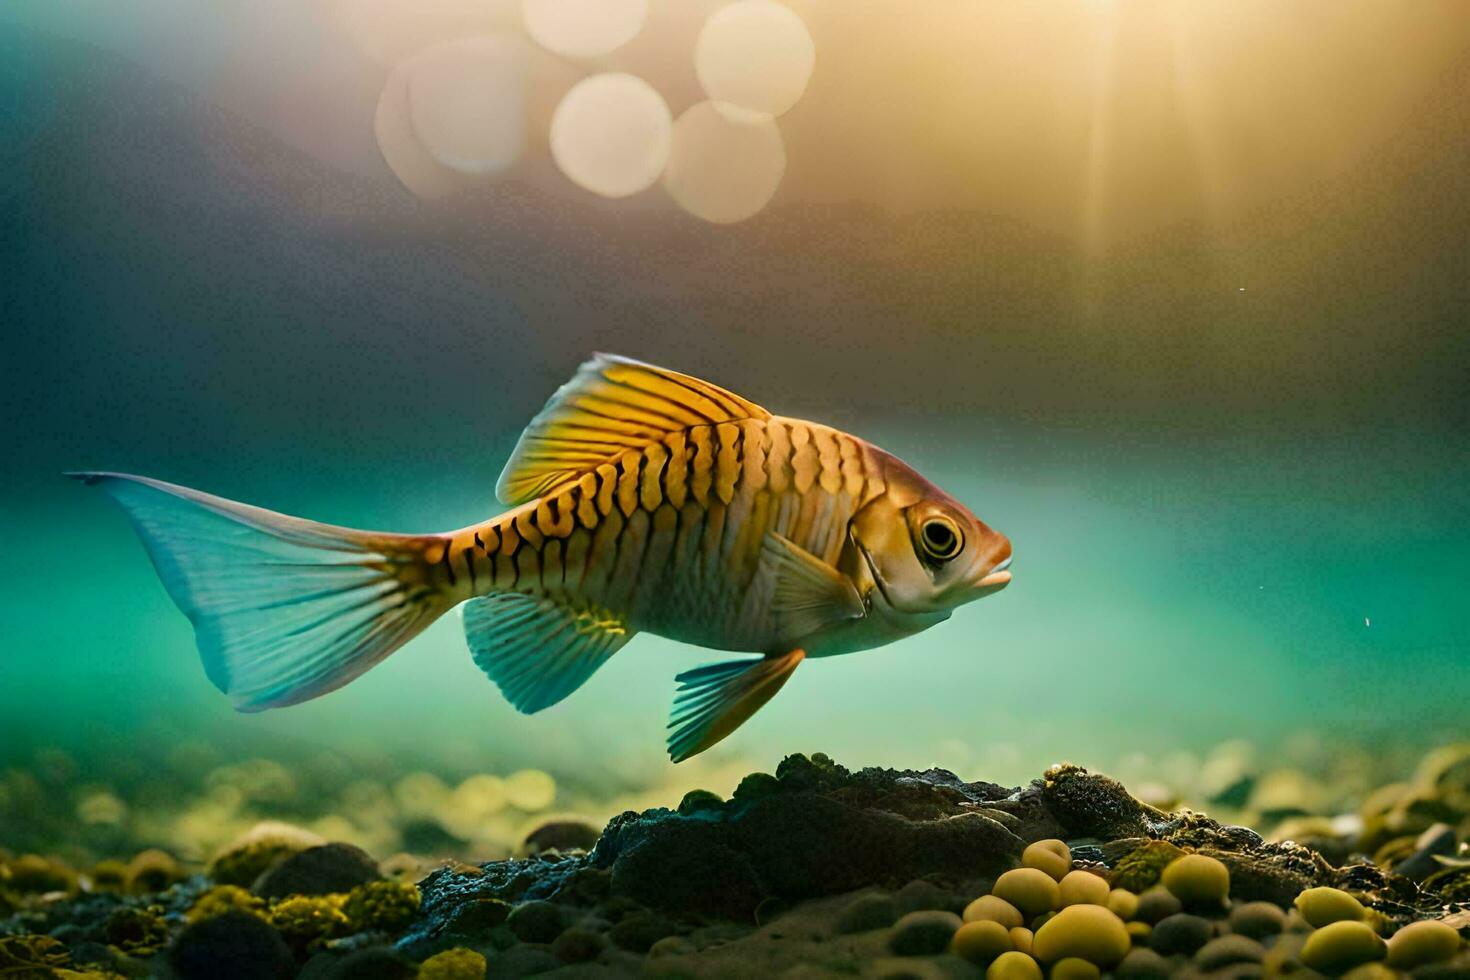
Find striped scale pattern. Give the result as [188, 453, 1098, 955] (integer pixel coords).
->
[439, 417, 887, 653]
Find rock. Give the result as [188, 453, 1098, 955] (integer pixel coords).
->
[417, 947, 487, 980]
[1133, 888, 1183, 925]
[1050, 957, 1101, 980]
[1385, 920, 1462, 969]
[309, 947, 417, 979]
[1160, 855, 1230, 908]
[506, 900, 565, 944]
[1294, 886, 1367, 928]
[895, 878, 954, 914]
[488, 944, 560, 975]
[1032, 904, 1130, 967]
[993, 868, 1061, 918]
[1116, 948, 1174, 979]
[521, 818, 601, 856]
[678, 789, 725, 815]
[888, 910, 962, 955]
[168, 911, 294, 980]
[1109, 841, 1187, 893]
[1300, 921, 1388, 974]
[951, 919, 1013, 965]
[965, 895, 1025, 929]
[608, 910, 677, 952]
[1149, 913, 1213, 956]
[1394, 824, 1458, 881]
[1040, 765, 1171, 840]
[1022, 840, 1072, 881]
[836, 890, 898, 933]
[1195, 936, 1267, 970]
[1106, 889, 1138, 921]
[550, 926, 606, 963]
[123, 848, 184, 893]
[1228, 901, 1286, 939]
[987, 950, 1043, 980]
[253, 843, 381, 899]
[1058, 871, 1110, 908]
[209, 821, 324, 888]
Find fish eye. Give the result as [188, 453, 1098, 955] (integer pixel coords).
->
[918, 517, 963, 562]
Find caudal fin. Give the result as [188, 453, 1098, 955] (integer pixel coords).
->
[72, 472, 450, 711]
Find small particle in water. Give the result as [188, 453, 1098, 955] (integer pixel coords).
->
[1364, 617, 1370, 627]
[1238, 286, 1246, 291]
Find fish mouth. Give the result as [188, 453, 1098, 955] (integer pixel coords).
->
[978, 554, 1013, 589]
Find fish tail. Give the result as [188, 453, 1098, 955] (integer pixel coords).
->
[70, 471, 454, 711]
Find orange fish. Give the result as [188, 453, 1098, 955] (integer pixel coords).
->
[74, 355, 1012, 761]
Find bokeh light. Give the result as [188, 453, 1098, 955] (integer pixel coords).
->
[374, 54, 463, 200]
[407, 35, 531, 176]
[550, 72, 671, 198]
[522, 0, 649, 59]
[335, 0, 521, 66]
[663, 100, 786, 223]
[694, 0, 814, 119]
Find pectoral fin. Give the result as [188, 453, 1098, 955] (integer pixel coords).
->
[667, 649, 806, 763]
[762, 533, 864, 640]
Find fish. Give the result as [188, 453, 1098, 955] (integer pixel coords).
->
[72, 354, 1013, 762]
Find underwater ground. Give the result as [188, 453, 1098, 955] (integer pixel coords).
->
[2, 737, 1469, 978]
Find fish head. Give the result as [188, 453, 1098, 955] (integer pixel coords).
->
[849, 454, 1012, 617]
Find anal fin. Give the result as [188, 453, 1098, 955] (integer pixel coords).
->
[463, 592, 634, 714]
[667, 649, 805, 763]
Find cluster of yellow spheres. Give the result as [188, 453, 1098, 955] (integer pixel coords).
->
[945, 842, 1464, 979]
[363, 0, 813, 223]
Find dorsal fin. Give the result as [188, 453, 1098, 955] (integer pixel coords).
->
[496, 354, 773, 506]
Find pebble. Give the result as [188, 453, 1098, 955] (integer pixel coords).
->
[1300, 920, 1387, 973]
[1341, 964, 1399, 980]
[994, 869, 1062, 918]
[1058, 871, 1110, 908]
[647, 936, 696, 958]
[1033, 904, 1130, 967]
[1010, 927, 1034, 956]
[987, 950, 1044, 980]
[1385, 920, 1462, 969]
[896, 879, 953, 914]
[1115, 948, 1174, 979]
[550, 927, 605, 963]
[1106, 889, 1138, 921]
[1228, 902, 1286, 939]
[252, 843, 381, 899]
[506, 900, 566, 944]
[888, 910, 962, 956]
[1125, 922, 1151, 943]
[837, 891, 899, 934]
[951, 920, 1013, 965]
[1023, 840, 1073, 882]
[1133, 888, 1182, 925]
[1160, 855, 1230, 907]
[417, 947, 487, 980]
[1049, 957, 1101, 980]
[1194, 935, 1267, 970]
[608, 910, 677, 952]
[966, 895, 1025, 929]
[1149, 913, 1213, 956]
[1294, 886, 1367, 928]
[168, 911, 294, 980]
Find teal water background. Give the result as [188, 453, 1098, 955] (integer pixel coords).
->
[2, 19, 1467, 796]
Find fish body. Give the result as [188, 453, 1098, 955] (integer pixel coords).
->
[75, 355, 1012, 761]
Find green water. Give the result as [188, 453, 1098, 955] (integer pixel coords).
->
[2, 19, 1467, 823]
